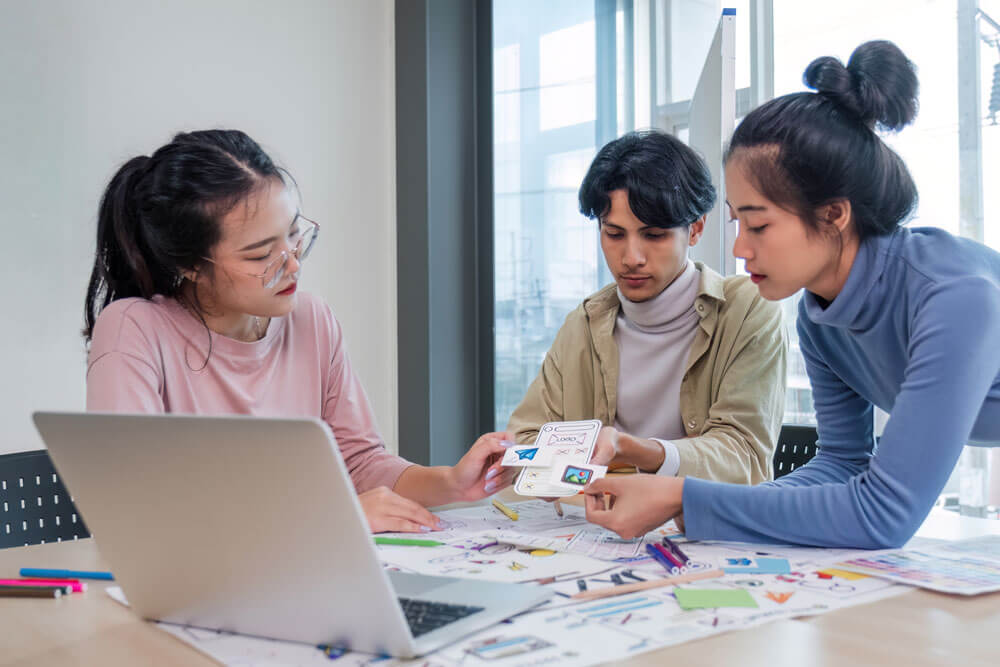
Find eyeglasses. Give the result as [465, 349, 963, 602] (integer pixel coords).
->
[253, 216, 320, 288]
[202, 215, 320, 289]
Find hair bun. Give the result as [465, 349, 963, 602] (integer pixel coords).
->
[804, 40, 918, 131]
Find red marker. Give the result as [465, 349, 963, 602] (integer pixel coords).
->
[0, 578, 86, 593]
[652, 543, 686, 571]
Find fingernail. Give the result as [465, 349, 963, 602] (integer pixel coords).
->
[485, 468, 499, 481]
[420, 525, 432, 532]
[500, 440, 517, 447]
[484, 481, 497, 493]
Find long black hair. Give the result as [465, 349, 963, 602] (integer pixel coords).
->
[83, 129, 283, 342]
[579, 129, 716, 228]
[725, 40, 919, 240]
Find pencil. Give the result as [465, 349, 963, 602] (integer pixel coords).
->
[491, 499, 519, 521]
[570, 568, 724, 601]
[553, 499, 563, 517]
[0, 585, 63, 598]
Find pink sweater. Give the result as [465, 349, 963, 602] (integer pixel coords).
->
[86, 292, 412, 493]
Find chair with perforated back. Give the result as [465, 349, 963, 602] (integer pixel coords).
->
[773, 424, 820, 479]
[0, 449, 90, 548]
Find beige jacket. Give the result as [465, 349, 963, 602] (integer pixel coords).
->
[506, 263, 786, 485]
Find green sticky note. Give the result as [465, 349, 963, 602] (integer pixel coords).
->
[674, 588, 758, 610]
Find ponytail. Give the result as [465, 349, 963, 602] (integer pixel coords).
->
[83, 130, 283, 342]
[85, 156, 155, 339]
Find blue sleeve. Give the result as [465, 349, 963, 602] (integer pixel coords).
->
[761, 301, 874, 488]
[683, 278, 1000, 548]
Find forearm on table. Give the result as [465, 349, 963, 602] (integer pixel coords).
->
[392, 465, 457, 507]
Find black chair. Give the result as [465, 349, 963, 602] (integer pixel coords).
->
[773, 425, 819, 479]
[0, 450, 90, 549]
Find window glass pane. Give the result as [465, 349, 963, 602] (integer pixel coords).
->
[983, 0, 1000, 253]
[493, 0, 601, 429]
[539, 22, 597, 131]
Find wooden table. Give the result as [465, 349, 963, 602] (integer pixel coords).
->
[2, 509, 999, 666]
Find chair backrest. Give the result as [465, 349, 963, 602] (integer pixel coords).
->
[773, 425, 819, 479]
[0, 449, 90, 548]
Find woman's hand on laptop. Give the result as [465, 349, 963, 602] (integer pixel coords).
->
[360, 486, 443, 533]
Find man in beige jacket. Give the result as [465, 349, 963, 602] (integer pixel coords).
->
[506, 130, 786, 485]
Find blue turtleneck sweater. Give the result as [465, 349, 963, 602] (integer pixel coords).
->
[683, 226, 1000, 548]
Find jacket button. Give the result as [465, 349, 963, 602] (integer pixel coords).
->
[696, 304, 705, 313]
[687, 419, 697, 429]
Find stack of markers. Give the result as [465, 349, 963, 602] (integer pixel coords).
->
[0, 567, 111, 599]
[645, 536, 692, 575]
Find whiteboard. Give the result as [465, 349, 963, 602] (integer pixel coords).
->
[685, 9, 737, 275]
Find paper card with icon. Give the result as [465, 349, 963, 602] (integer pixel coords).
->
[547, 459, 607, 491]
[500, 445, 555, 468]
[513, 420, 602, 497]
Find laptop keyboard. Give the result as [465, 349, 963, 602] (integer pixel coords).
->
[398, 598, 485, 638]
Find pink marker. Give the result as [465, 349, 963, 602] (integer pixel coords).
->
[0, 578, 87, 593]
[652, 543, 686, 572]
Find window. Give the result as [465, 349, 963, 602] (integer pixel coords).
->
[493, 0, 604, 429]
[491, 0, 751, 430]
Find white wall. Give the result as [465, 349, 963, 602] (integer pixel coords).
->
[0, 0, 398, 454]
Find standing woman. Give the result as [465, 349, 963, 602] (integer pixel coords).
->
[85, 129, 516, 533]
[584, 40, 1000, 548]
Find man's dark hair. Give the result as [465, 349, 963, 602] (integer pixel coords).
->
[579, 129, 716, 228]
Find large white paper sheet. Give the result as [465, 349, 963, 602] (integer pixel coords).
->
[107, 500, 917, 666]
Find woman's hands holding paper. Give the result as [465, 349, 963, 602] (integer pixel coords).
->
[447, 431, 518, 502]
[584, 474, 684, 539]
[391, 432, 516, 510]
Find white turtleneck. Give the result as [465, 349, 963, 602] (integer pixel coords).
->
[613, 259, 701, 476]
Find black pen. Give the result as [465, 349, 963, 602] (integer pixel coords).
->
[0, 585, 63, 598]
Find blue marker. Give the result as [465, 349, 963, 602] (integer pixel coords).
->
[20, 568, 114, 581]
[644, 544, 679, 575]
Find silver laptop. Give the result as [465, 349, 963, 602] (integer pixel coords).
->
[33, 412, 551, 657]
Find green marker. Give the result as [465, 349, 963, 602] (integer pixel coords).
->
[374, 537, 444, 547]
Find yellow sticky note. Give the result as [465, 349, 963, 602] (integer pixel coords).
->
[818, 568, 870, 581]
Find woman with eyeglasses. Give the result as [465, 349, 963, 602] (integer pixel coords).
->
[583, 40, 1000, 548]
[84, 129, 516, 533]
